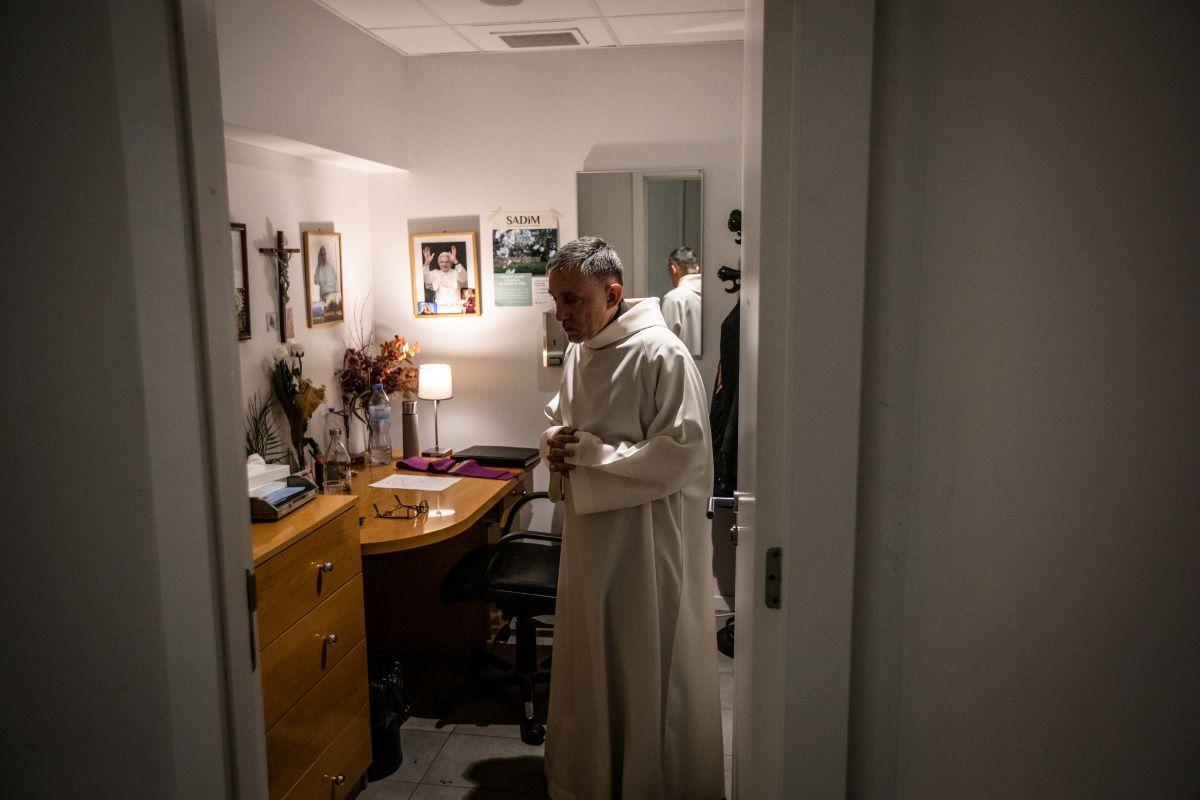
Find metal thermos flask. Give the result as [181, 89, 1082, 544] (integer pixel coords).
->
[401, 400, 420, 457]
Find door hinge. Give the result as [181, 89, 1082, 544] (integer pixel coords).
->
[246, 569, 258, 672]
[765, 547, 782, 609]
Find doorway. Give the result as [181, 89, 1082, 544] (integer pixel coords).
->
[181, 1, 877, 798]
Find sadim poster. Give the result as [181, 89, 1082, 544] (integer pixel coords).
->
[490, 210, 558, 307]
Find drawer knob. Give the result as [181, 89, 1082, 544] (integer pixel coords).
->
[324, 774, 346, 786]
[320, 633, 339, 646]
[315, 561, 334, 574]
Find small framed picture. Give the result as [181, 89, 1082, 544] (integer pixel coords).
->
[411, 232, 481, 317]
[231, 222, 251, 340]
[303, 230, 344, 327]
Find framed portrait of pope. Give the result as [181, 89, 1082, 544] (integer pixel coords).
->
[303, 230, 344, 327]
[410, 232, 481, 317]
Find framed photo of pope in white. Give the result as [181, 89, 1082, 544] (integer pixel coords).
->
[411, 232, 481, 317]
[302, 230, 344, 327]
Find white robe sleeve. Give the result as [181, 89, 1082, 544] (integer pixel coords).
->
[539, 392, 564, 459]
[539, 393, 567, 503]
[566, 350, 710, 515]
[661, 292, 684, 336]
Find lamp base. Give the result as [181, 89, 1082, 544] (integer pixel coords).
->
[422, 447, 451, 458]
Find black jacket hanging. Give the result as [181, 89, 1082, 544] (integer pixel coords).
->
[710, 302, 740, 496]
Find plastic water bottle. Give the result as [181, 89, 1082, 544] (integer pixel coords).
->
[367, 383, 393, 466]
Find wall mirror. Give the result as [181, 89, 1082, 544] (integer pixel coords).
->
[577, 169, 704, 355]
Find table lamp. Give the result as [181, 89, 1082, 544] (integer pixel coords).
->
[418, 363, 453, 458]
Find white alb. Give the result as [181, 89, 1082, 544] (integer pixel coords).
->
[660, 272, 703, 352]
[540, 298, 724, 800]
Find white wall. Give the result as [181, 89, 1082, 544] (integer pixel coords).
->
[216, 0, 408, 168]
[368, 44, 744, 514]
[227, 139, 377, 453]
[3, 2, 243, 797]
[851, 1, 1200, 796]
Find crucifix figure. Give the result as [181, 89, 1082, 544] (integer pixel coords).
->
[259, 230, 300, 343]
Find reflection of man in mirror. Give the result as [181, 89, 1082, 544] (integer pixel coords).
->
[423, 246, 467, 312]
[661, 246, 702, 352]
[313, 245, 338, 303]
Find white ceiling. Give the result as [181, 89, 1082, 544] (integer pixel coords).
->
[313, 0, 744, 57]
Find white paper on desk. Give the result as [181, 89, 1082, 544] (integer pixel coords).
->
[369, 474, 461, 492]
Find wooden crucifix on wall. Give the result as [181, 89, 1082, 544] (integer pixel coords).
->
[259, 230, 300, 343]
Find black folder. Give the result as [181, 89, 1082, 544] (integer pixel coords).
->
[451, 445, 540, 469]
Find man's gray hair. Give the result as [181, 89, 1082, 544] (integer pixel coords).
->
[668, 246, 698, 271]
[548, 236, 623, 284]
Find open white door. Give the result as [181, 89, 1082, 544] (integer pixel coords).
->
[171, 1, 271, 796]
[734, 0, 875, 796]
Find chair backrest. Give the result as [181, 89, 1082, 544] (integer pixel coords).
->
[502, 491, 551, 535]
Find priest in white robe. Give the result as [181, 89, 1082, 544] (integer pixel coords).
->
[539, 237, 724, 800]
[660, 246, 703, 354]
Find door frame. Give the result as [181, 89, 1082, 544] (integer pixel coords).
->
[172, 0, 270, 796]
[736, 0, 876, 796]
[171, 0, 877, 795]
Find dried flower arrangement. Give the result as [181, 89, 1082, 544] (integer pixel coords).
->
[338, 304, 419, 434]
[270, 342, 326, 463]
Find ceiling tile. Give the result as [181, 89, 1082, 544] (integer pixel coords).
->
[596, 0, 744, 14]
[372, 25, 479, 54]
[607, 11, 744, 46]
[419, 0, 597, 25]
[454, 17, 614, 52]
[318, 0, 439, 28]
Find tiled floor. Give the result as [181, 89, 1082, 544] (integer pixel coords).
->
[362, 614, 736, 800]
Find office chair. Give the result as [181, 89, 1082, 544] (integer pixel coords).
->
[440, 491, 560, 745]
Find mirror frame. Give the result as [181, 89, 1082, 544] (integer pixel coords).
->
[577, 168, 704, 354]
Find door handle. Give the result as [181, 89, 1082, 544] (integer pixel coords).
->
[709, 492, 750, 546]
[707, 496, 737, 518]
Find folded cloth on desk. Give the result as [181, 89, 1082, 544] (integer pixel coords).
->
[396, 455, 516, 481]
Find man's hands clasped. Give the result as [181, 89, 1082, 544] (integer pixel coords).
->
[547, 426, 579, 473]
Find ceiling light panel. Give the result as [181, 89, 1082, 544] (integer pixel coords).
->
[373, 25, 479, 54]
[419, 0, 597, 25]
[319, 0, 439, 28]
[595, 0, 745, 13]
[455, 17, 614, 51]
[607, 11, 744, 46]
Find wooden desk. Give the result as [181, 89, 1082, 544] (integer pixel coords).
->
[246, 467, 529, 794]
[348, 461, 523, 555]
[347, 461, 532, 655]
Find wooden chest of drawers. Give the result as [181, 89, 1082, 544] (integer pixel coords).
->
[252, 496, 371, 800]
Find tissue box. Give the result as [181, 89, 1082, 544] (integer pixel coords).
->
[247, 459, 291, 497]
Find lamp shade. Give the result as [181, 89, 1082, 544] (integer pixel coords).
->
[417, 363, 453, 400]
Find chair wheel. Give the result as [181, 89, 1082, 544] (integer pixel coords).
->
[520, 720, 546, 746]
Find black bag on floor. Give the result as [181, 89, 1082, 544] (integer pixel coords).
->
[367, 653, 411, 781]
[717, 617, 735, 658]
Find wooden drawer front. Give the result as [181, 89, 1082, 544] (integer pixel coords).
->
[258, 507, 360, 647]
[261, 574, 367, 729]
[281, 703, 371, 800]
[266, 640, 369, 800]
